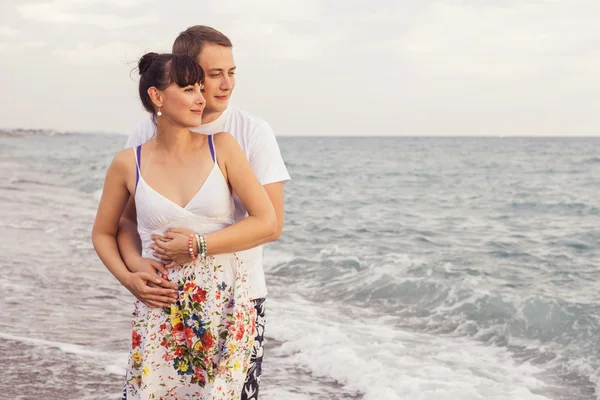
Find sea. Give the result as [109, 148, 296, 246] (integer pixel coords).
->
[0, 135, 599, 400]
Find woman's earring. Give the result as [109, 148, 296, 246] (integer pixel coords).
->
[157, 108, 162, 117]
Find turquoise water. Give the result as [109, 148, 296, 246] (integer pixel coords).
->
[0, 135, 599, 399]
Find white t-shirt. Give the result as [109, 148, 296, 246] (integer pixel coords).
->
[124, 106, 291, 299]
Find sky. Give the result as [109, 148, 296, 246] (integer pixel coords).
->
[1, 0, 600, 136]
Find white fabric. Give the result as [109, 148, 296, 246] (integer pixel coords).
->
[128, 142, 255, 399]
[125, 107, 290, 299]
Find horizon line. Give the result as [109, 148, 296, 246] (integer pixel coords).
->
[2, 128, 600, 138]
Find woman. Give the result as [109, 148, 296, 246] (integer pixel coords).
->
[92, 52, 276, 399]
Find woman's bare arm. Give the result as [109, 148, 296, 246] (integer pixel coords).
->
[92, 152, 137, 284]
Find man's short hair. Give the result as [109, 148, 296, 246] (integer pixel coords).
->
[172, 25, 233, 61]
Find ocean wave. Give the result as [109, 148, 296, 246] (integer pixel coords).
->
[265, 247, 600, 398]
[265, 296, 555, 400]
[0, 331, 125, 361]
[510, 201, 590, 211]
[581, 157, 600, 164]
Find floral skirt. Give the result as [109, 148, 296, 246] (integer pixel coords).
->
[124, 254, 256, 400]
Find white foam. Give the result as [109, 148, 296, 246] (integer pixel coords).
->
[263, 248, 297, 269]
[0, 331, 127, 376]
[104, 361, 128, 376]
[265, 295, 553, 400]
[261, 388, 312, 400]
[92, 189, 103, 202]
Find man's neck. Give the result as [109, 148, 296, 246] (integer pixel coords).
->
[201, 109, 225, 125]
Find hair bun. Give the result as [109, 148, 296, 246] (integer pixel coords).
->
[138, 52, 159, 75]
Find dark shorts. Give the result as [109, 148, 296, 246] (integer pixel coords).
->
[241, 297, 267, 400]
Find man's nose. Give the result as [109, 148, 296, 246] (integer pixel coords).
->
[220, 75, 233, 91]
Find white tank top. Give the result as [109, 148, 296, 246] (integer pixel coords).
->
[132, 135, 235, 259]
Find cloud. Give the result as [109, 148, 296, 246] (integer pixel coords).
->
[209, 0, 323, 21]
[23, 41, 46, 47]
[397, 1, 600, 78]
[196, 0, 329, 61]
[4, 0, 600, 135]
[230, 23, 328, 61]
[0, 25, 18, 37]
[17, 0, 158, 29]
[53, 41, 147, 65]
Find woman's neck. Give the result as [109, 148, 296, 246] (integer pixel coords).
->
[154, 118, 195, 154]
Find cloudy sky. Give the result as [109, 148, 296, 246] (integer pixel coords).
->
[1, 0, 600, 136]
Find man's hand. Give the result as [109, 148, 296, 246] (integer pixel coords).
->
[150, 228, 195, 268]
[124, 257, 178, 308]
[123, 271, 179, 308]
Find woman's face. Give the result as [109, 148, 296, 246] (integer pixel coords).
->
[159, 82, 205, 127]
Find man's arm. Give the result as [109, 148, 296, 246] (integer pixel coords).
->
[262, 181, 284, 243]
[248, 120, 289, 244]
[117, 198, 143, 268]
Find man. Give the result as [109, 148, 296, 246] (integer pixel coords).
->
[118, 25, 290, 400]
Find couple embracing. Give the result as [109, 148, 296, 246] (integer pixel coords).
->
[92, 25, 290, 399]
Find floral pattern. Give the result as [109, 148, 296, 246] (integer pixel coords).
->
[123, 254, 256, 399]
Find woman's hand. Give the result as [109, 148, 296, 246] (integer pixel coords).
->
[127, 255, 170, 278]
[150, 228, 196, 268]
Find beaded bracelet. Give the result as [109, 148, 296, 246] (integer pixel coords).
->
[188, 234, 197, 260]
[194, 234, 201, 259]
[198, 234, 207, 259]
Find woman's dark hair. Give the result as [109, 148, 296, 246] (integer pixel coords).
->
[138, 52, 204, 114]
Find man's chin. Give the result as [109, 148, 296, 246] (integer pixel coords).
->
[212, 105, 228, 113]
[201, 106, 227, 123]
[207, 100, 228, 110]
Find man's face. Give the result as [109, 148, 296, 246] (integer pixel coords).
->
[198, 44, 236, 119]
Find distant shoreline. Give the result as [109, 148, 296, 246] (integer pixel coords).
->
[0, 129, 64, 137]
[0, 129, 128, 137]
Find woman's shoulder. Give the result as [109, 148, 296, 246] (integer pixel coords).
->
[212, 131, 234, 142]
[212, 131, 241, 152]
[110, 147, 137, 175]
[212, 132, 246, 166]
